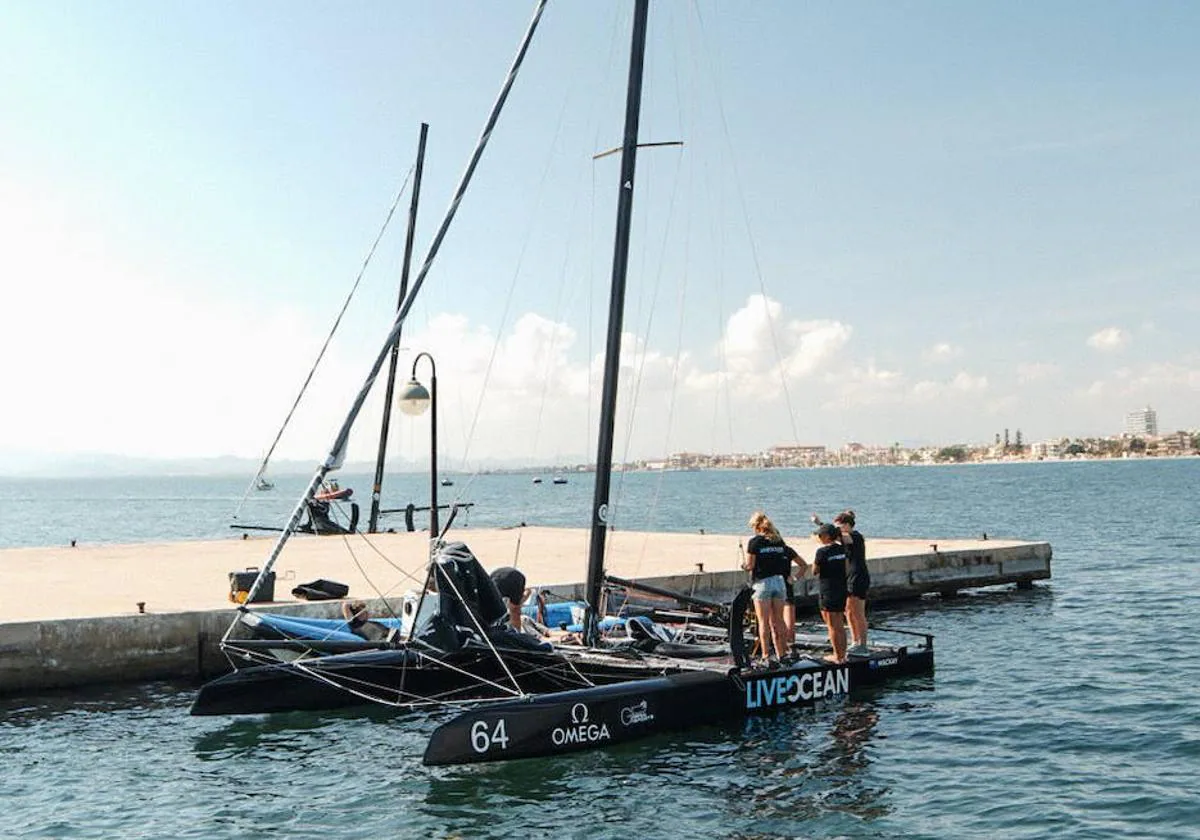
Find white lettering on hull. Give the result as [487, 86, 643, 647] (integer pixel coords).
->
[744, 667, 851, 710]
[552, 723, 611, 746]
[551, 702, 611, 747]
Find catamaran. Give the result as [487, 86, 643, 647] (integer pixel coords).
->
[191, 0, 933, 765]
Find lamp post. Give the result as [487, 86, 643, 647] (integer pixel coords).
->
[398, 352, 438, 539]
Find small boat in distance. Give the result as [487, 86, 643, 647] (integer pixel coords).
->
[441, 478, 454, 487]
[255, 477, 275, 491]
[552, 476, 568, 485]
[532, 477, 543, 484]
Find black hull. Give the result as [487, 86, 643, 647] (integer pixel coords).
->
[423, 645, 933, 765]
[190, 645, 675, 716]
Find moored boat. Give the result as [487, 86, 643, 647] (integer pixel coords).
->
[423, 633, 933, 765]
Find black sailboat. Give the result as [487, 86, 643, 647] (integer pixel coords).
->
[193, 1, 933, 748]
[192, 0, 698, 717]
[421, 0, 932, 765]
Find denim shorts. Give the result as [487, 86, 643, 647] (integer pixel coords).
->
[752, 574, 786, 602]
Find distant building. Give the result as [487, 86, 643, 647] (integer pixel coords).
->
[1159, 431, 1192, 455]
[766, 445, 826, 467]
[1125, 406, 1158, 437]
[1030, 439, 1066, 459]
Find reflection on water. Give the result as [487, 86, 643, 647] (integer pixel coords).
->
[191, 703, 408, 761]
[816, 702, 885, 820]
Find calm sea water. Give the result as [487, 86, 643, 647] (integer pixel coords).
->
[3, 460, 1199, 839]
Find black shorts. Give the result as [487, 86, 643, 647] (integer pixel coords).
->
[819, 579, 847, 612]
[847, 577, 870, 600]
[820, 593, 846, 613]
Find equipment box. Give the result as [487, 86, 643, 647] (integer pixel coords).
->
[229, 567, 275, 604]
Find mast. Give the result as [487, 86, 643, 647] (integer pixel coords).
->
[228, 0, 549, 614]
[584, 0, 649, 645]
[369, 122, 429, 534]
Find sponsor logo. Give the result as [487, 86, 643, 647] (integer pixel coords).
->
[552, 702, 611, 747]
[868, 657, 899, 670]
[744, 667, 851, 710]
[552, 723, 611, 746]
[620, 699, 654, 726]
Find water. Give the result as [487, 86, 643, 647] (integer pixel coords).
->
[3, 459, 1199, 838]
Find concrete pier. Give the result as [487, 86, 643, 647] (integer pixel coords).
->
[0, 528, 1050, 696]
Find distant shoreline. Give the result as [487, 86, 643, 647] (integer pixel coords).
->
[1, 453, 1195, 480]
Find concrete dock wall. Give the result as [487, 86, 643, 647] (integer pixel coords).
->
[548, 541, 1053, 608]
[0, 601, 364, 695]
[0, 528, 1050, 696]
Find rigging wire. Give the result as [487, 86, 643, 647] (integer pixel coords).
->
[528, 10, 627, 486]
[451, 58, 579, 502]
[231, 163, 415, 521]
[609, 0, 689, 582]
[690, 0, 801, 446]
[222, 0, 552, 626]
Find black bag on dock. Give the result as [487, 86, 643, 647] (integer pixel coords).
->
[291, 579, 350, 601]
[229, 567, 276, 604]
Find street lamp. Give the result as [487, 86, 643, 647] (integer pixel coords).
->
[398, 352, 438, 538]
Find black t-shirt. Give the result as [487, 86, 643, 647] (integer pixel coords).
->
[814, 542, 848, 595]
[490, 567, 527, 603]
[747, 535, 797, 581]
[846, 530, 869, 584]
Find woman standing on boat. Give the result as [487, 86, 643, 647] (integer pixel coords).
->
[836, 510, 870, 655]
[744, 512, 801, 664]
[813, 522, 849, 663]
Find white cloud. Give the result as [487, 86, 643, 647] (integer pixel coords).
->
[910, 380, 941, 402]
[819, 362, 905, 409]
[1129, 362, 1200, 391]
[1017, 362, 1059, 383]
[951, 372, 989, 392]
[905, 372, 988, 403]
[718, 295, 852, 396]
[985, 395, 1019, 415]
[923, 342, 960, 363]
[1086, 327, 1130, 352]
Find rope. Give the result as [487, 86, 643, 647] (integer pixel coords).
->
[454, 61, 577, 479]
[231, 165, 415, 521]
[690, 0, 800, 445]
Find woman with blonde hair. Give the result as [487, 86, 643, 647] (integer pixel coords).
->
[744, 511, 804, 665]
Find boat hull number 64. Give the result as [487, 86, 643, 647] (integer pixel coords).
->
[470, 719, 509, 754]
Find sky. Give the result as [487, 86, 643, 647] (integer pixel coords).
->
[2, 1, 1197, 471]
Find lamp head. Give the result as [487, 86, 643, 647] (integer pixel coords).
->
[398, 378, 431, 416]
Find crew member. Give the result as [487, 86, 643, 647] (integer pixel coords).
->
[490, 566, 529, 631]
[813, 523, 849, 663]
[745, 511, 804, 665]
[836, 510, 870, 655]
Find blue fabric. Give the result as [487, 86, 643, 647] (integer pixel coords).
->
[565, 617, 622, 633]
[524, 601, 585, 628]
[255, 613, 400, 641]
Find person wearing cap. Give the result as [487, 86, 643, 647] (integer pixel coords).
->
[813, 522, 849, 663]
[835, 510, 870, 655]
